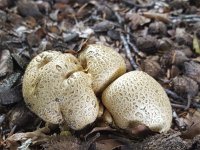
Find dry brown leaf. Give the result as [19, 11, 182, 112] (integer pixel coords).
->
[192, 57, 200, 63]
[84, 126, 116, 139]
[0, 50, 13, 77]
[42, 135, 81, 150]
[125, 12, 151, 30]
[72, 22, 94, 38]
[181, 109, 200, 139]
[142, 12, 170, 23]
[95, 139, 122, 150]
[6, 127, 50, 145]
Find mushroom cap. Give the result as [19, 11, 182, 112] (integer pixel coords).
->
[78, 44, 126, 94]
[23, 51, 99, 130]
[102, 71, 172, 133]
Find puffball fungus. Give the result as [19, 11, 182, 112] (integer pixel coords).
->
[102, 71, 172, 133]
[23, 51, 99, 130]
[78, 44, 126, 94]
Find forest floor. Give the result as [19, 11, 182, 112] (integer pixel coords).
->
[1, 0, 200, 149]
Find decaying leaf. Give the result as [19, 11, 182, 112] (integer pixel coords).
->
[92, 21, 115, 32]
[42, 135, 82, 150]
[0, 85, 22, 105]
[0, 72, 21, 92]
[0, 50, 13, 77]
[142, 12, 170, 23]
[84, 126, 116, 139]
[0, 72, 22, 105]
[8, 103, 38, 129]
[172, 76, 199, 98]
[193, 34, 200, 54]
[72, 22, 94, 38]
[6, 127, 50, 146]
[125, 12, 151, 30]
[184, 61, 200, 84]
[174, 28, 193, 47]
[94, 139, 123, 150]
[17, 1, 42, 18]
[11, 53, 30, 69]
[181, 109, 200, 139]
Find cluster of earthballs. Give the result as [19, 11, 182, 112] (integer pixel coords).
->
[22, 44, 172, 133]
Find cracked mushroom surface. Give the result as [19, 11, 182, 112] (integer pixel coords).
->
[22, 51, 99, 130]
[102, 71, 172, 133]
[78, 44, 126, 94]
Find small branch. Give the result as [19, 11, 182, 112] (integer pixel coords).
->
[122, 0, 155, 9]
[120, 33, 139, 70]
[170, 15, 200, 23]
[165, 89, 185, 102]
[126, 27, 146, 58]
[171, 103, 188, 110]
[165, 89, 192, 110]
[172, 110, 187, 131]
[113, 11, 139, 70]
[185, 95, 191, 110]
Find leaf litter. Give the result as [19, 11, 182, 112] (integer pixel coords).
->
[1, 0, 200, 149]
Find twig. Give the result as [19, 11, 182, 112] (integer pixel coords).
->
[114, 11, 139, 70]
[114, 11, 124, 25]
[165, 89, 192, 110]
[120, 32, 139, 70]
[171, 103, 188, 109]
[172, 110, 187, 131]
[184, 95, 191, 110]
[170, 15, 200, 23]
[122, 0, 155, 9]
[126, 27, 146, 58]
[191, 102, 200, 109]
[165, 89, 185, 102]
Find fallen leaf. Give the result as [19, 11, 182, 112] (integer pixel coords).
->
[142, 12, 171, 23]
[95, 139, 122, 150]
[8, 103, 37, 129]
[125, 12, 151, 30]
[92, 21, 115, 32]
[42, 135, 82, 150]
[72, 22, 94, 38]
[0, 85, 22, 105]
[193, 34, 200, 54]
[192, 56, 200, 62]
[0, 72, 21, 92]
[17, 1, 42, 18]
[6, 127, 50, 144]
[0, 50, 13, 77]
[84, 126, 116, 139]
[181, 109, 200, 139]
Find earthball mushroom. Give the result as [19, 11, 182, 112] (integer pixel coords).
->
[78, 44, 126, 94]
[102, 71, 172, 133]
[22, 51, 99, 130]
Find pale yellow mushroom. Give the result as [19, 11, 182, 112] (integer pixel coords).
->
[78, 44, 126, 94]
[102, 71, 172, 133]
[23, 51, 99, 130]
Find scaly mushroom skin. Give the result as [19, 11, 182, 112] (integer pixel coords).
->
[102, 71, 172, 133]
[78, 44, 126, 94]
[23, 51, 99, 130]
